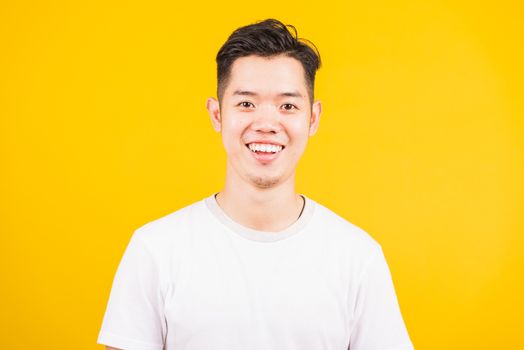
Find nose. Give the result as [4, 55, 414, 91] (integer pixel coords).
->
[251, 104, 281, 134]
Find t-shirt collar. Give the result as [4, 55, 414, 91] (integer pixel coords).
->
[204, 193, 315, 243]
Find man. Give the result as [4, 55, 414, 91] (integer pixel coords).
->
[98, 19, 414, 350]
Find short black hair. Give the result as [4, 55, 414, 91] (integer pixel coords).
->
[216, 18, 321, 103]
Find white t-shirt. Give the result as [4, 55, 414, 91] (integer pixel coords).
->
[97, 194, 414, 350]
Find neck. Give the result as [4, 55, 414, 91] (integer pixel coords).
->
[216, 170, 304, 232]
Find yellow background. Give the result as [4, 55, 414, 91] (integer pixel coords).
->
[1, 1, 523, 349]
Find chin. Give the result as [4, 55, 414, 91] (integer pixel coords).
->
[248, 175, 281, 189]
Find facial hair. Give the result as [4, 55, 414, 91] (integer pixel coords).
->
[248, 174, 280, 189]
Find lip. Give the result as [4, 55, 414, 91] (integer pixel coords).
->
[244, 140, 285, 147]
[244, 142, 284, 164]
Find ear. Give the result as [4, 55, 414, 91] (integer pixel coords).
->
[206, 97, 222, 132]
[308, 100, 322, 136]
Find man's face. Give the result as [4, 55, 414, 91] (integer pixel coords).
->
[207, 54, 321, 189]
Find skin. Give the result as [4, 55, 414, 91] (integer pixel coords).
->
[206, 54, 322, 232]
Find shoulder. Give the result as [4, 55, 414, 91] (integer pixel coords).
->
[129, 198, 207, 254]
[308, 197, 382, 255]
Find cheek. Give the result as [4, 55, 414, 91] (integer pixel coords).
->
[287, 118, 311, 142]
[222, 111, 248, 131]
[221, 118, 248, 149]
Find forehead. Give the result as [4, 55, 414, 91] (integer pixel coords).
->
[225, 55, 308, 98]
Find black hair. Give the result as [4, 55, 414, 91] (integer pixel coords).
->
[216, 18, 321, 103]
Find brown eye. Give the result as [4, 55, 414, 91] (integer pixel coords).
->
[282, 103, 297, 111]
[239, 101, 254, 108]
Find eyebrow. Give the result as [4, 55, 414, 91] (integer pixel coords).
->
[232, 90, 303, 98]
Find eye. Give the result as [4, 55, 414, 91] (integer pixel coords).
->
[238, 101, 255, 108]
[281, 103, 297, 111]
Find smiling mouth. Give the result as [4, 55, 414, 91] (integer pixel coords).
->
[245, 143, 285, 154]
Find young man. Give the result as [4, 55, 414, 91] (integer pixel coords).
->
[98, 19, 414, 350]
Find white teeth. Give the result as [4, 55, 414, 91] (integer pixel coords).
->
[248, 143, 283, 153]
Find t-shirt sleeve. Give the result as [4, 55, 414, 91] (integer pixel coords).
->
[97, 230, 167, 350]
[349, 246, 414, 350]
